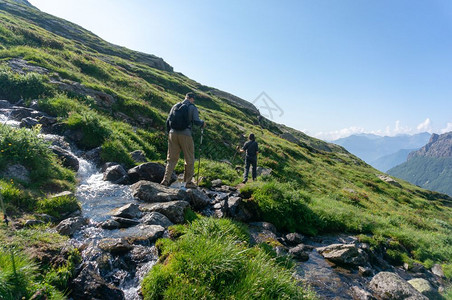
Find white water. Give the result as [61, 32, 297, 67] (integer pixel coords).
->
[0, 111, 21, 127]
[74, 158, 158, 299]
[76, 158, 138, 223]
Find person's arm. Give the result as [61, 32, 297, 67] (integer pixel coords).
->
[190, 105, 205, 127]
[241, 141, 250, 153]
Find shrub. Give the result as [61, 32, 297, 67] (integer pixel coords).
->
[0, 125, 75, 192]
[0, 69, 51, 102]
[65, 110, 112, 149]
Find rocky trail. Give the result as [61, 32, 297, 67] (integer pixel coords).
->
[0, 100, 449, 299]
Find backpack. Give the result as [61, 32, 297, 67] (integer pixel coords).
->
[168, 102, 192, 130]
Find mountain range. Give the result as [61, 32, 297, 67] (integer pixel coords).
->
[333, 133, 431, 171]
[388, 132, 452, 196]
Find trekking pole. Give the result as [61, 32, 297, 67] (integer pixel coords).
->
[196, 128, 204, 184]
[231, 145, 240, 164]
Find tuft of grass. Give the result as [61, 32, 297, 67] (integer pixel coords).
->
[37, 194, 80, 221]
[142, 217, 314, 300]
[240, 180, 321, 235]
[0, 249, 38, 300]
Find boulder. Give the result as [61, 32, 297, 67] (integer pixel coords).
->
[20, 117, 39, 128]
[289, 244, 310, 261]
[2, 164, 30, 183]
[211, 179, 222, 187]
[83, 147, 102, 167]
[24, 219, 44, 227]
[110, 203, 142, 219]
[127, 162, 176, 184]
[10, 107, 34, 119]
[140, 200, 189, 224]
[70, 263, 124, 300]
[407, 278, 440, 299]
[226, 196, 253, 222]
[103, 165, 129, 184]
[50, 145, 79, 171]
[317, 243, 367, 267]
[248, 222, 279, 245]
[369, 272, 428, 300]
[98, 238, 133, 254]
[186, 188, 210, 210]
[377, 175, 402, 188]
[111, 217, 140, 228]
[131, 181, 187, 203]
[125, 225, 165, 244]
[284, 232, 305, 246]
[99, 219, 120, 230]
[55, 217, 88, 236]
[431, 264, 445, 278]
[358, 266, 373, 277]
[256, 167, 272, 177]
[101, 162, 119, 173]
[141, 212, 173, 228]
[129, 150, 147, 163]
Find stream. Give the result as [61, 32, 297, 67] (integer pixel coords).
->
[71, 156, 166, 299]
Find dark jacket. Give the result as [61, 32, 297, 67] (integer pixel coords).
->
[242, 140, 259, 159]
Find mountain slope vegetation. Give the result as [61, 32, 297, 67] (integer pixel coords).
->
[1, 0, 451, 297]
[389, 132, 452, 196]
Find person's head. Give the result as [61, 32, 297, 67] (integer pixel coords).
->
[185, 92, 196, 103]
[249, 133, 255, 141]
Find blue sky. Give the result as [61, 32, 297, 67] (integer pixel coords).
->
[28, 0, 452, 140]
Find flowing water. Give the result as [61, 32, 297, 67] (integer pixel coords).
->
[73, 157, 159, 299]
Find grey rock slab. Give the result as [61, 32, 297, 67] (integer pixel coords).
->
[110, 203, 142, 219]
[132, 181, 187, 203]
[369, 272, 428, 300]
[141, 212, 173, 228]
[98, 238, 133, 254]
[55, 217, 88, 236]
[140, 200, 189, 224]
[317, 243, 367, 267]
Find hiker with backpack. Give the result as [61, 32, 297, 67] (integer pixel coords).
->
[240, 133, 259, 183]
[161, 92, 206, 188]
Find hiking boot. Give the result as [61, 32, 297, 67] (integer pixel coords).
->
[242, 179, 248, 184]
[160, 180, 170, 187]
[185, 182, 197, 189]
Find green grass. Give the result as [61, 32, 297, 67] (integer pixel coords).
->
[0, 124, 75, 197]
[0, 223, 79, 300]
[142, 217, 315, 300]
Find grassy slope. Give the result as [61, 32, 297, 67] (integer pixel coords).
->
[388, 156, 452, 197]
[0, 0, 451, 291]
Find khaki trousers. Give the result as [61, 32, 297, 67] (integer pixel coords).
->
[162, 132, 195, 183]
